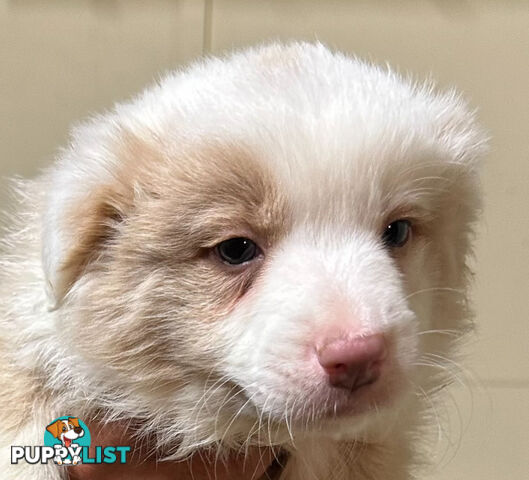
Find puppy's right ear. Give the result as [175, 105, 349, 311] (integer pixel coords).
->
[42, 178, 132, 309]
[41, 123, 163, 309]
[41, 124, 145, 309]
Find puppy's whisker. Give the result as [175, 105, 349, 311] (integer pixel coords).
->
[421, 353, 479, 395]
[417, 329, 461, 337]
[192, 373, 234, 422]
[283, 396, 296, 447]
[215, 391, 258, 469]
[405, 287, 465, 301]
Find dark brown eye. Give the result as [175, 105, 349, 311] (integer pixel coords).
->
[215, 237, 259, 265]
[62, 426, 67, 432]
[382, 220, 411, 248]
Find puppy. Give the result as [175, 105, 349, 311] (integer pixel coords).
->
[0, 42, 486, 479]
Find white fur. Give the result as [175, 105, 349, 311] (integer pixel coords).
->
[0, 42, 486, 479]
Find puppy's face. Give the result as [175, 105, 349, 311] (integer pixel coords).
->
[44, 44, 484, 450]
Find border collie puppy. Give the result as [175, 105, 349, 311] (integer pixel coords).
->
[0, 43, 486, 480]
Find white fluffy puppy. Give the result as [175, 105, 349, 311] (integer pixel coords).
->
[0, 43, 486, 480]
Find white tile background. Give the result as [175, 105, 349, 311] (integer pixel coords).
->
[1, 1, 528, 478]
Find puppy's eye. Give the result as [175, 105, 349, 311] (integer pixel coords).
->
[62, 426, 67, 432]
[215, 237, 260, 265]
[382, 219, 411, 248]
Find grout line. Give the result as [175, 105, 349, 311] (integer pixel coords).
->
[202, 0, 213, 55]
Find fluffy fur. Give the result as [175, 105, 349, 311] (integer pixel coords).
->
[0, 42, 486, 479]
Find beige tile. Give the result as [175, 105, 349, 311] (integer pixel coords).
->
[0, 0, 204, 184]
[425, 385, 529, 480]
[212, 0, 529, 383]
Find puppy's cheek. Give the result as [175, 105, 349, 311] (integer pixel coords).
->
[61, 268, 230, 383]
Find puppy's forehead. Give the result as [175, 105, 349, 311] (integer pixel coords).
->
[118, 136, 290, 247]
[122, 132, 435, 244]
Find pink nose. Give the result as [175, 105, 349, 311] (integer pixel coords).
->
[317, 334, 386, 391]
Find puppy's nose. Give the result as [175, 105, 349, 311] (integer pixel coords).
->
[317, 334, 386, 391]
[74, 427, 83, 434]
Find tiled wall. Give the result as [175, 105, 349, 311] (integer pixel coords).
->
[1, 1, 528, 478]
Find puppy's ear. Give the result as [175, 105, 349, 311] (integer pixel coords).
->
[46, 420, 62, 439]
[41, 128, 159, 308]
[40, 123, 145, 308]
[43, 179, 133, 308]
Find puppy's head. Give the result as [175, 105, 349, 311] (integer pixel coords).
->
[41, 43, 486, 453]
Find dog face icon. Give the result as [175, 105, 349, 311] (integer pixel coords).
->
[46, 417, 85, 449]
